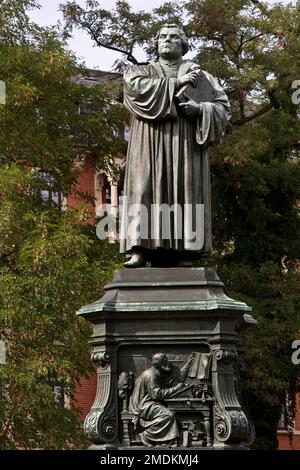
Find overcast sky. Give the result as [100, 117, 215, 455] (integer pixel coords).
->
[29, 0, 297, 71]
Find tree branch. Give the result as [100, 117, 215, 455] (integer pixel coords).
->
[239, 92, 245, 122]
[242, 33, 264, 47]
[86, 25, 139, 65]
[232, 103, 273, 126]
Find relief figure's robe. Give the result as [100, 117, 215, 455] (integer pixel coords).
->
[129, 367, 179, 442]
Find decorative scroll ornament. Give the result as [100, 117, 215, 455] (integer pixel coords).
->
[213, 349, 252, 444]
[214, 403, 230, 441]
[92, 351, 110, 368]
[84, 351, 117, 445]
[215, 349, 238, 363]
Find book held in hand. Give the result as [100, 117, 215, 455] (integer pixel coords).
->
[175, 70, 218, 104]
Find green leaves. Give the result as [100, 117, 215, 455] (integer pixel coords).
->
[61, 0, 153, 66]
[0, 166, 122, 449]
[0, 25, 129, 184]
[181, 0, 300, 448]
[0, 2, 125, 449]
[0, 0, 39, 44]
[215, 260, 300, 448]
[61, 1, 186, 68]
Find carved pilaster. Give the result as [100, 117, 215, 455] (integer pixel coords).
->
[84, 351, 118, 446]
[212, 349, 255, 446]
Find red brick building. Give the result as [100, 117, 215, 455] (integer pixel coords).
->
[64, 155, 122, 421]
[278, 394, 300, 450]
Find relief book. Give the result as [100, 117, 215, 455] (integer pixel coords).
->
[187, 352, 212, 380]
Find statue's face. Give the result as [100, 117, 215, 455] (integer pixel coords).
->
[159, 355, 170, 373]
[157, 27, 183, 60]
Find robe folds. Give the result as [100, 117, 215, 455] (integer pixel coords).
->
[129, 367, 179, 442]
[120, 60, 231, 256]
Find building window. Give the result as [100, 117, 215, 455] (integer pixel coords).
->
[38, 171, 63, 210]
[278, 394, 296, 432]
[104, 180, 111, 214]
[53, 384, 65, 407]
[278, 408, 287, 430]
[118, 188, 124, 216]
[124, 126, 130, 142]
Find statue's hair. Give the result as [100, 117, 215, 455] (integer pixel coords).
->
[154, 23, 189, 56]
[152, 352, 168, 368]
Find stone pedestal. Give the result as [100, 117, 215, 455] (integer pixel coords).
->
[77, 267, 256, 449]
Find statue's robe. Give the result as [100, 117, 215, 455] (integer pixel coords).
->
[129, 367, 179, 442]
[120, 60, 231, 257]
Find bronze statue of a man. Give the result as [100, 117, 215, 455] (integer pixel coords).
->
[120, 24, 231, 267]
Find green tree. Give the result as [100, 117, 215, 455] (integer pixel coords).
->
[186, 0, 300, 449]
[0, 0, 124, 449]
[63, 0, 300, 448]
[0, 165, 122, 449]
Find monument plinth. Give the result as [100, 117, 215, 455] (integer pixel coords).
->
[78, 23, 256, 450]
[77, 268, 256, 449]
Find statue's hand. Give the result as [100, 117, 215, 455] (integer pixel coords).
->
[187, 352, 196, 365]
[179, 97, 203, 117]
[174, 382, 185, 391]
[177, 71, 199, 88]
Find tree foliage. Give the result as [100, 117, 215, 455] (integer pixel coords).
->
[0, 0, 39, 44]
[0, 1, 123, 449]
[0, 0, 128, 188]
[61, 0, 185, 69]
[62, 0, 300, 449]
[0, 165, 122, 449]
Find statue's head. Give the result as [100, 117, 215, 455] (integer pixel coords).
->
[152, 352, 171, 372]
[154, 24, 189, 60]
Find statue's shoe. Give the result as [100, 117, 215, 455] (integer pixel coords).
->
[124, 252, 146, 268]
[139, 432, 153, 447]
